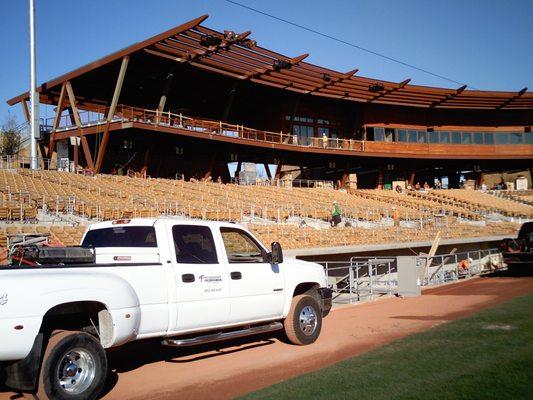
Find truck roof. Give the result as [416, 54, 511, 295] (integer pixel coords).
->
[85, 217, 246, 231]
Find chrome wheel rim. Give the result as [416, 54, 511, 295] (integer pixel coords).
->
[299, 305, 318, 336]
[56, 348, 96, 395]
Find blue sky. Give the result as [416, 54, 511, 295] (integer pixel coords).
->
[1, 0, 532, 125]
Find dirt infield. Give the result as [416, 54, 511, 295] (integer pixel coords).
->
[2, 275, 532, 400]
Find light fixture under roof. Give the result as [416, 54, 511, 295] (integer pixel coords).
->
[369, 82, 385, 92]
[200, 34, 222, 47]
[273, 59, 292, 71]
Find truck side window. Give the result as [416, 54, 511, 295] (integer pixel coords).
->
[220, 228, 264, 263]
[172, 225, 218, 264]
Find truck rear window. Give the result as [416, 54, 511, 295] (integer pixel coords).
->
[82, 227, 157, 248]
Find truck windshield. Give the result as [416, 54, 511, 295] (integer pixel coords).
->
[82, 226, 157, 248]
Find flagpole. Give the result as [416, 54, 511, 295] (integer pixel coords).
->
[29, 0, 39, 170]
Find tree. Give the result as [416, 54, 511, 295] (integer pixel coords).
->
[1, 112, 22, 156]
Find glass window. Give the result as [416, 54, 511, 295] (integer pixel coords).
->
[462, 132, 472, 144]
[220, 228, 264, 263]
[366, 127, 375, 141]
[385, 128, 394, 142]
[428, 131, 439, 143]
[172, 225, 218, 264]
[417, 131, 426, 143]
[374, 127, 385, 141]
[485, 132, 494, 144]
[408, 130, 417, 142]
[318, 127, 329, 136]
[495, 133, 509, 144]
[439, 131, 450, 143]
[525, 132, 533, 144]
[82, 226, 157, 248]
[396, 129, 407, 142]
[509, 132, 522, 144]
[451, 131, 462, 144]
[293, 125, 314, 138]
[474, 132, 484, 144]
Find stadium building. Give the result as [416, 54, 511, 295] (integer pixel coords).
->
[6, 15, 533, 189]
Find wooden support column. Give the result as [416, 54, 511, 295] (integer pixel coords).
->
[94, 56, 129, 174]
[274, 160, 283, 180]
[156, 72, 175, 119]
[204, 153, 217, 180]
[222, 83, 239, 122]
[408, 172, 416, 187]
[264, 163, 272, 180]
[80, 137, 94, 170]
[21, 100, 31, 123]
[49, 82, 68, 158]
[65, 80, 92, 170]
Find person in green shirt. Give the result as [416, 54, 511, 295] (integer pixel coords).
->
[331, 201, 341, 227]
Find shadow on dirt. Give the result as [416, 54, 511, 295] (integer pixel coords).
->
[100, 331, 281, 396]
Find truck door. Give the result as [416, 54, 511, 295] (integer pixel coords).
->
[169, 224, 230, 332]
[219, 227, 285, 324]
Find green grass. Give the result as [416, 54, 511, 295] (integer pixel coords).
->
[241, 294, 533, 400]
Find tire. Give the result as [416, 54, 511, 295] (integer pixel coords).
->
[284, 294, 322, 345]
[34, 330, 107, 400]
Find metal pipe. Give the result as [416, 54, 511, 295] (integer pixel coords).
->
[29, 0, 39, 170]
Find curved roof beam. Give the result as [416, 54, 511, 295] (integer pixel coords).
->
[496, 87, 528, 109]
[367, 79, 411, 103]
[429, 84, 467, 108]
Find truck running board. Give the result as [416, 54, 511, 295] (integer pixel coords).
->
[161, 322, 283, 347]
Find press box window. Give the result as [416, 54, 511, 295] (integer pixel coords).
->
[220, 228, 264, 263]
[172, 225, 218, 264]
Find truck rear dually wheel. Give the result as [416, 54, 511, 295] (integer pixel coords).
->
[35, 330, 107, 400]
[284, 294, 322, 345]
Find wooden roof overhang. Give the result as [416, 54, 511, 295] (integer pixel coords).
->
[7, 14, 533, 111]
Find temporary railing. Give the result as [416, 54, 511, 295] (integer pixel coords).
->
[320, 249, 504, 304]
[49, 104, 366, 153]
[417, 248, 503, 286]
[320, 257, 397, 304]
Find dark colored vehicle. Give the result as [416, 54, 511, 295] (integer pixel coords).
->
[499, 222, 533, 271]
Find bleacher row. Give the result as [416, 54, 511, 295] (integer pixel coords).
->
[0, 168, 530, 250]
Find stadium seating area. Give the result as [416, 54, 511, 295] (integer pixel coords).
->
[0, 168, 529, 251]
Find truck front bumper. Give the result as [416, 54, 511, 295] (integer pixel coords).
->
[319, 287, 333, 317]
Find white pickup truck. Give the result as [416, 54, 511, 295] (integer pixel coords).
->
[0, 218, 332, 400]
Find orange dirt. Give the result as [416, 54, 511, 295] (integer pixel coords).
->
[2, 276, 532, 400]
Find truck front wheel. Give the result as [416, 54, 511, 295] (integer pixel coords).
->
[284, 294, 322, 345]
[35, 330, 107, 400]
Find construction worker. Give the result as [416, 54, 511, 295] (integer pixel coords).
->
[392, 206, 400, 226]
[331, 201, 341, 226]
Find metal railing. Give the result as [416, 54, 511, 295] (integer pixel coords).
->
[47, 104, 366, 153]
[418, 248, 503, 286]
[320, 257, 397, 304]
[320, 249, 504, 304]
[0, 155, 56, 171]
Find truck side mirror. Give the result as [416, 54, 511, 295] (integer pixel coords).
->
[271, 242, 283, 264]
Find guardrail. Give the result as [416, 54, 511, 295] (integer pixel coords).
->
[320, 248, 504, 304]
[320, 257, 397, 304]
[417, 248, 503, 286]
[48, 104, 366, 153]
